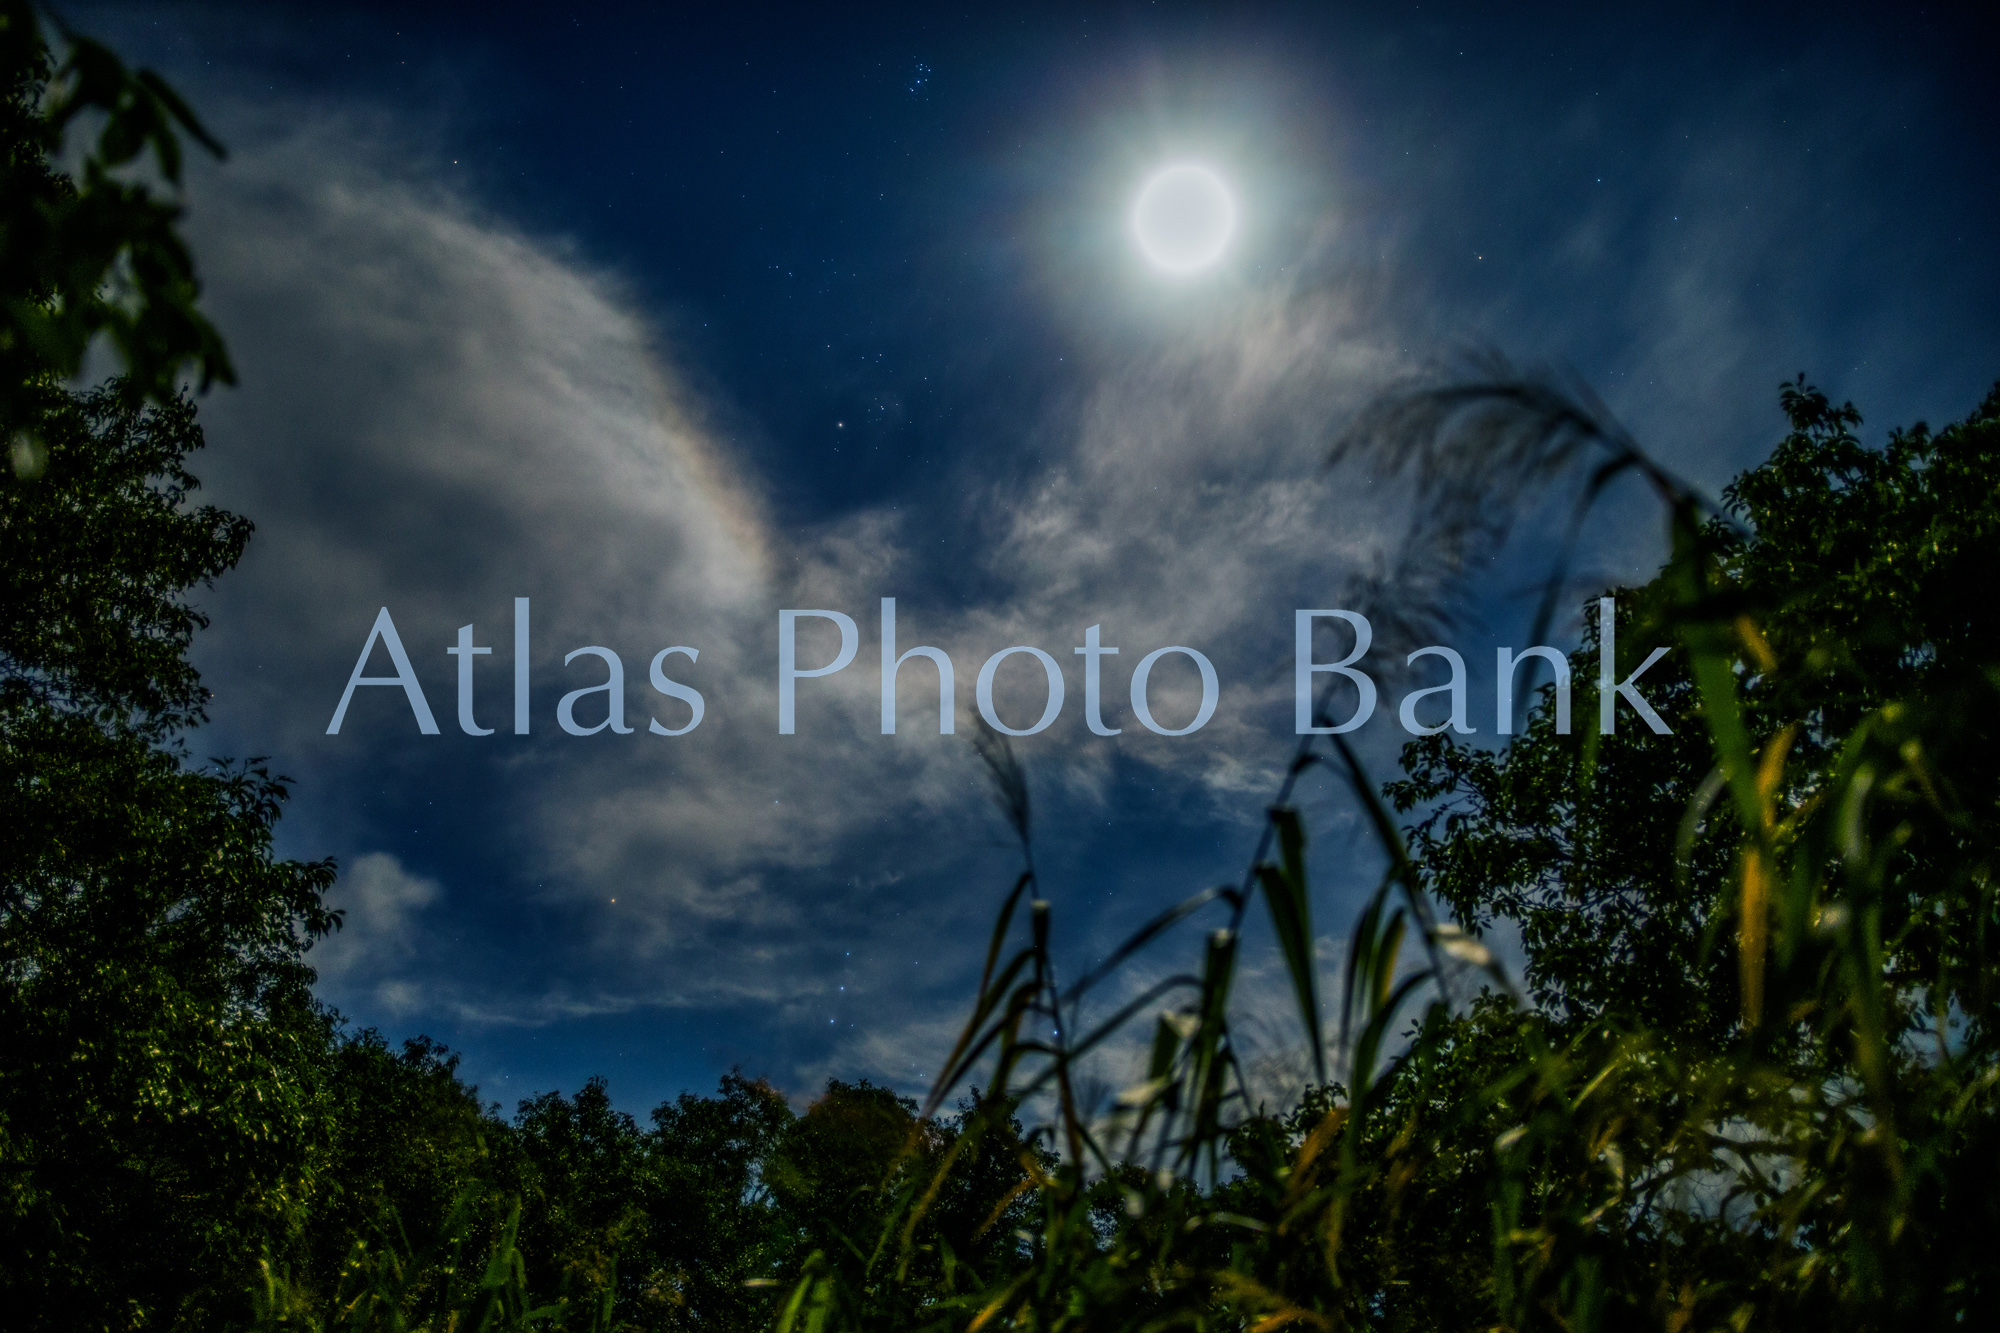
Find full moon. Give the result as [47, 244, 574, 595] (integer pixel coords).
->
[1131, 165, 1235, 273]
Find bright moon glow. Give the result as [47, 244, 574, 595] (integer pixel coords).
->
[1132, 165, 1235, 273]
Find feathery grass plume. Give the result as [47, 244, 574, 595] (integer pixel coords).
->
[1329, 350, 1737, 686]
[969, 719, 1031, 857]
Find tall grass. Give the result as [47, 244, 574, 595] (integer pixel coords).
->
[799, 365, 2000, 1331]
[253, 368, 1998, 1330]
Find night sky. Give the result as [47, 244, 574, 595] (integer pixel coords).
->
[79, 1, 2000, 1114]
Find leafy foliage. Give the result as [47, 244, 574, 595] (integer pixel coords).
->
[0, 383, 338, 1331]
[0, 17, 331, 1324]
[640, 1073, 795, 1327]
[2, 383, 252, 730]
[1, 0, 231, 455]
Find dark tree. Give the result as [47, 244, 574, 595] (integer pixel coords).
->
[640, 1072, 795, 1330]
[0, 16, 341, 1325]
[1380, 380, 2000, 1328]
[0, 386, 340, 1327]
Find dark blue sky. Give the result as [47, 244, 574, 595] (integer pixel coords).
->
[82, 0, 2000, 1115]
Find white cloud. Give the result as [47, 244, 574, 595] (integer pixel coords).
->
[310, 851, 443, 1015]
